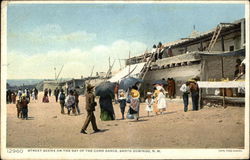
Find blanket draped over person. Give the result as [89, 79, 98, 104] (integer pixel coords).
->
[99, 95, 115, 121]
[128, 87, 140, 120]
[167, 78, 175, 98]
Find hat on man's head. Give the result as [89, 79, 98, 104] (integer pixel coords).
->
[147, 92, 152, 95]
[87, 84, 94, 91]
[188, 78, 196, 82]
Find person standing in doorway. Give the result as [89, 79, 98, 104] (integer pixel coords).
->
[80, 84, 100, 134]
[180, 82, 190, 112]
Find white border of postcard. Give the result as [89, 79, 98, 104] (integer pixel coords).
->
[1, 0, 249, 159]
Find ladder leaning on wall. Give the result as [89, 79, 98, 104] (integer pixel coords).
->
[207, 23, 235, 52]
[137, 51, 158, 89]
[207, 25, 223, 52]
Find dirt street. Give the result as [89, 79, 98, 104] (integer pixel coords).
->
[6, 93, 244, 148]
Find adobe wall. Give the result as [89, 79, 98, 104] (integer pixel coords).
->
[142, 64, 201, 98]
[201, 55, 244, 81]
[171, 31, 241, 55]
[200, 55, 244, 95]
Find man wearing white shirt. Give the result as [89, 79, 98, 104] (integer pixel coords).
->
[180, 82, 190, 112]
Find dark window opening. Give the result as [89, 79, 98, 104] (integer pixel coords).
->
[229, 46, 234, 51]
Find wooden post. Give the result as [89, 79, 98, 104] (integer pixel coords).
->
[221, 36, 225, 52]
[220, 35, 226, 107]
[221, 56, 226, 108]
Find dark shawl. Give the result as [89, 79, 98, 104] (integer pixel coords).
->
[99, 96, 114, 115]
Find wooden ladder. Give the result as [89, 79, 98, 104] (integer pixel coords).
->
[207, 25, 223, 52]
[138, 51, 158, 88]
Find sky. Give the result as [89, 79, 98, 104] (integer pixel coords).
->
[6, 2, 245, 79]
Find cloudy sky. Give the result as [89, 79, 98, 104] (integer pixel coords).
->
[6, 2, 245, 79]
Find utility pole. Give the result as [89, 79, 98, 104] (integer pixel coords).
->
[54, 67, 56, 80]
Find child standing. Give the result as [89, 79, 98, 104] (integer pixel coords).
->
[118, 90, 126, 120]
[145, 92, 154, 117]
[20, 95, 29, 120]
[65, 90, 76, 115]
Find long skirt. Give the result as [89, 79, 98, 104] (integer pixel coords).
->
[100, 108, 114, 121]
[42, 96, 49, 103]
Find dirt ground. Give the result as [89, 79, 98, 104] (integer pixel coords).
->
[6, 92, 244, 148]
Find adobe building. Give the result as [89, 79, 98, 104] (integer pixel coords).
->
[114, 18, 245, 98]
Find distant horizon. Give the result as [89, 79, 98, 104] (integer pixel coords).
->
[5, 2, 245, 79]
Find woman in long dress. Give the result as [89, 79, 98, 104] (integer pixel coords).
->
[99, 95, 115, 121]
[129, 85, 140, 121]
[42, 88, 49, 103]
[157, 87, 167, 114]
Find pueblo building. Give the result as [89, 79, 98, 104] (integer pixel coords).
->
[110, 18, 246, 98]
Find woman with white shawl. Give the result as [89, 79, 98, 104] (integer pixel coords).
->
[156, 86, 167, 114]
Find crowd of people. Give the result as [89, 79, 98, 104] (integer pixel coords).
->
[6, 88, 38, 120]
[7, 77, 200, 133]
[7, 88, 38, 104]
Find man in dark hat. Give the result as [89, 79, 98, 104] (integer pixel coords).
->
[58, 89, 66, 114]
[189, 78, 199, 111]
[54, 87, 59, 102]
[80, 84, 100, 134]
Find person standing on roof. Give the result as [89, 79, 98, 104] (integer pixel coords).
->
[151, 44, 157, 62]
[167, 46, 173, 57]
[157, 42, 164, 59]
